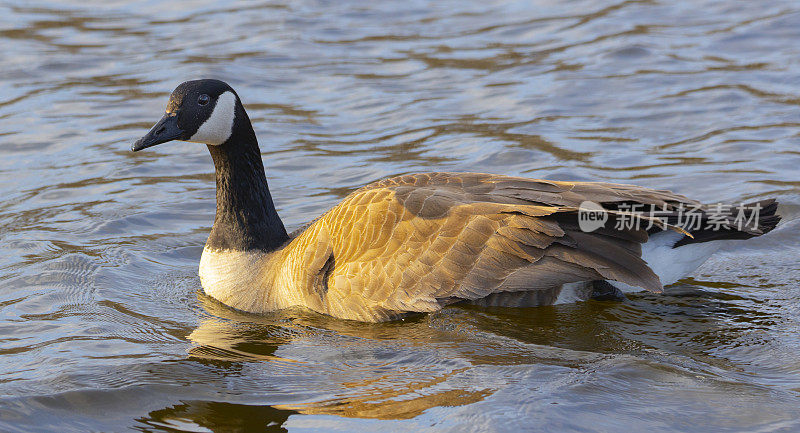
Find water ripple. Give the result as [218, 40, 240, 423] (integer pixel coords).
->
[0, 0, 799, 431]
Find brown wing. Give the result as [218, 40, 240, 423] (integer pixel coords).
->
[285, 172, 698, 322]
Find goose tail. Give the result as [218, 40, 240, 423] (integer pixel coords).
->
[605, 198, 781, 294]
[674, 198, 781, 247]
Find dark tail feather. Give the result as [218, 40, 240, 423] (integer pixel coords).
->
[674, 198, 781, 247]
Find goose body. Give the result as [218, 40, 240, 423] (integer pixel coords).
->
[132, 79, 780, 322]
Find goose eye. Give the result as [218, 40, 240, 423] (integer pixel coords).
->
[198, 94, 210, 106]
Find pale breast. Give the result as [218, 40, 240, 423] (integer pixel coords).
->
[199, 247, 275, 312]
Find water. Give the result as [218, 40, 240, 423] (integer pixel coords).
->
[1, 0, 799, 431]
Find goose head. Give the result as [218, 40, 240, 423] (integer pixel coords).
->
[132, 79, 246, 151]
[132, 79, 289, 252]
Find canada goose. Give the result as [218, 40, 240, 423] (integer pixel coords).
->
[131, 79, 781, 322]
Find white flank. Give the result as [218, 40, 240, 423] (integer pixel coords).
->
[189, 91, 236, 145]
[610, 230, 723, 293]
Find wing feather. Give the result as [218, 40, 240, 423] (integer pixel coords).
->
[284, 172, 698, 321]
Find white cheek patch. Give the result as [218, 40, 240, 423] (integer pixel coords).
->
[189, 91, 236, 145]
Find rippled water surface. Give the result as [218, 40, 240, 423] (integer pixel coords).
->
[1, 1, 800, 431]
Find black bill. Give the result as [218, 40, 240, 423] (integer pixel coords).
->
[131, 114, 184, 152]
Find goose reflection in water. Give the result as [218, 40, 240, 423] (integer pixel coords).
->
[131, 283, 779, 431]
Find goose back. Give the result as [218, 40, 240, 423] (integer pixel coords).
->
[254, 172, 698, 321]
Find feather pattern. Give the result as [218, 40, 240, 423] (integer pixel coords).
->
[212, 172, 704, 322]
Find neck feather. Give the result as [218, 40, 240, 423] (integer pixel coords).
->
[205, 109, 288, 252]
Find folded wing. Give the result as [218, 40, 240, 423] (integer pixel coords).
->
[287, 172, 699, 321]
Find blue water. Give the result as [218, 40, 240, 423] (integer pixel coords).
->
[1, 1, 799, 431]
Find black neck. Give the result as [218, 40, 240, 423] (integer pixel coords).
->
[205, 109, 288, 252]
